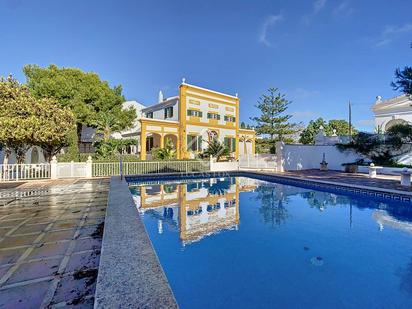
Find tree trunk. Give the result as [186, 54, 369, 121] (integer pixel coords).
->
[76, 123, 82, 152]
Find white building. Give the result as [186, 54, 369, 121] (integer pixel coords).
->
[373, 94, 412, 132]
[79, 100, 145, 154]
[0, 146, 45, 165]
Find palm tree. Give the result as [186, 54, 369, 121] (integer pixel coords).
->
[203, 138, 229, 162]
[91, 112, 122, 141]
[91, 107, 135, 141]
[152, 139, 176, 160]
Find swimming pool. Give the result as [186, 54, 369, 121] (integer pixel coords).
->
[129, 176, 412, 308]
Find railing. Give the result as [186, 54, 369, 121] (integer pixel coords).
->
[239, 154, 277, 170]
[57, 162, 88, 178]
[93, 163, 121, 177]
[92, 160, 210, 177]
[0, 164, 51, 181]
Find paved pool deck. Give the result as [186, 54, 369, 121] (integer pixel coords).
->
[0, 178, 109, 309]
[274, 169, 412, 194]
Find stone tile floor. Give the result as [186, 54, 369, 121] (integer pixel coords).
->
[279, 169, 412, 192]
[0, 178, 109, 309]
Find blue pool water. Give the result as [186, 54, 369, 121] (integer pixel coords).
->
[129, 176, 412, 308]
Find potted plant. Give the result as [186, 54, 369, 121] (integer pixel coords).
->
[342, 159, 364, 173]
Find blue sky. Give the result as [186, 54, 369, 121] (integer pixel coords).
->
[1, 0, 411, 131]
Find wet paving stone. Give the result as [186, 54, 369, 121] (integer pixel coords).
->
[28, 241, 70, 260]
[65, 251, 100, 273]
[13, 223, 49, 235]
[73, 238, 102, 253]
[7, 257, 62, 284]
[0, 247, 26, 265]
[0, 279, 51, 309]
[0, 178, 109, 308]
[0, 234, 39, 249]
[42, 229, 76, 243]
[0, 265, 11, 278]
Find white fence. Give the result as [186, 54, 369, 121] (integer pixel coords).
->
[93, 160, 211, 177]
[57, 162, 89, 178]
[239, 154, 277, 170]
[0, 164, 50, 181]
[1, 155, 281, 182]
[210, 161, 239, 171]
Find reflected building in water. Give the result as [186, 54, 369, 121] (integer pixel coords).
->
[130, 177, 258, 244]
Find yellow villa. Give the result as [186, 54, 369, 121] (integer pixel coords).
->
[138, 80, 256, 160]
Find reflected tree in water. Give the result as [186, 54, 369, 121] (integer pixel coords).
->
[207, 179, 231, 196]
[301, 191, 339, 211]
[254, 185, 289, 227]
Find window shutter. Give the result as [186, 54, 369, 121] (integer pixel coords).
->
[197, 136, 202, 151]
[187, 135, 192, 151]
[232, 138, 236, 152]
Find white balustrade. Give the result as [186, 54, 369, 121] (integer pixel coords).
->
[0, 164, 50, 181]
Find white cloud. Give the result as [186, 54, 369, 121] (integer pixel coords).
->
[259, 14, 284, 47]
[301, 0, 327, 25]
[333, 1, 354, 16]
[375, 23, 412, 47]
[313, 0, 327, 13]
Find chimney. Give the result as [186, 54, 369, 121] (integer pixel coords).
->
[158, 90, 164, 103]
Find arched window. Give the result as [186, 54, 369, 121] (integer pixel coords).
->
[31, 147, 39, 164]
[208, 130, 218, 141]
[385, 119, 409, 131]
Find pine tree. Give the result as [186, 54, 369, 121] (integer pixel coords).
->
[251, 88, 297, 141]
[391, 43, 412, 96]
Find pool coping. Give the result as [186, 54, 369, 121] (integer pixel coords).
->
[94, 176, 178, 308]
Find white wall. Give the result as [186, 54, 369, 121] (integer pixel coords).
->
[282, 144, 362, 171]
[210, 161, 239, 171]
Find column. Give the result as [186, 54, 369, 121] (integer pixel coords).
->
[140, 125, 147, 161]
[176, 135, 181, 159]
[50, 156, 58, 179]
[160, 134, 165, 149]
[86, 155, 93, 178]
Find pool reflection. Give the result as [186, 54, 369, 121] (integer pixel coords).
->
[130, 177, 258, 244]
